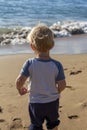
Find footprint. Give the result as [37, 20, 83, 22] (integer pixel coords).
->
[64, 68, 68, 71]
[9, 83, 14, 88]
[81, 102, 87, 108]
[70, 70, 82, 75]
[10, 118, 23, 129]
[59, 105, 62, 108]
[68, 115, 79, 119]
[0, 119, 5, 123]
[66, 86, 75, 90]
[0, 106, 3, 113]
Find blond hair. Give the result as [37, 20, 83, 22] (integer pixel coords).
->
[27, 24, 54, 52]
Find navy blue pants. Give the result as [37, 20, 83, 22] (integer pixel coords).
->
[29, 99, 60, 130]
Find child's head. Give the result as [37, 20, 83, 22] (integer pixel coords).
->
[27, 24, 54, 52]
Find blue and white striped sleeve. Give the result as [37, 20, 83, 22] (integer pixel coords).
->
[20, 60, 30, 77]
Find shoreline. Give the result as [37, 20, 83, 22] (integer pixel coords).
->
[0, 52, 87, 57]
[0, 33, 87, 55]
[0, 53, 87, 130]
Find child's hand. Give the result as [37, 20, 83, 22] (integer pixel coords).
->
[18, 87, 29, 96]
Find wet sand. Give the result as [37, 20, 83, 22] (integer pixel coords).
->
[0, 34, 87, 55]
[0, 53, 87, 130]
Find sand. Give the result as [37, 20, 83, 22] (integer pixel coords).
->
[0, 53, 87, 130]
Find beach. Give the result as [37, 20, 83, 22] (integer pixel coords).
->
[0, 0, 87, 129]
[0, 53, 87, 130]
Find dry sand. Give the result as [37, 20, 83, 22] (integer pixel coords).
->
[0, 53, 87, 130]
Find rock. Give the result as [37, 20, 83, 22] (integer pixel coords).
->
[67, 26, 84, 34]
[53, 29, 71, 38]
[0, 21, 87, 46]
[1, 39, 11, 45]
[0, 35, 4, 43]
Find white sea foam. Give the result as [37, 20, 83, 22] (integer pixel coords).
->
[0, 21, 87, 46]
[50, 21, 87, 37]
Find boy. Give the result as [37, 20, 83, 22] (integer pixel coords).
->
[16, 24, 66, 130]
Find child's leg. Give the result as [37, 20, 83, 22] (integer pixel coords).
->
[29, 103, 44, 130]
[46, 99, 60, 130]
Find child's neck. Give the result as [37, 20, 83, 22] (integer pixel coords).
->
[36, 52, 50, 60]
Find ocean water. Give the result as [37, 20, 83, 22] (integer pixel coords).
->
[0, 0, 87, 55]
[0, 0, 87, 28]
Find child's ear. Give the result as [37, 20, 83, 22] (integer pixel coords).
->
[30, 44, 36, 51]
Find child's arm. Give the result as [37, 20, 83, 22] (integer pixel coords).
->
[56, 79, 66, 94]
[15, 74, 28, 95]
